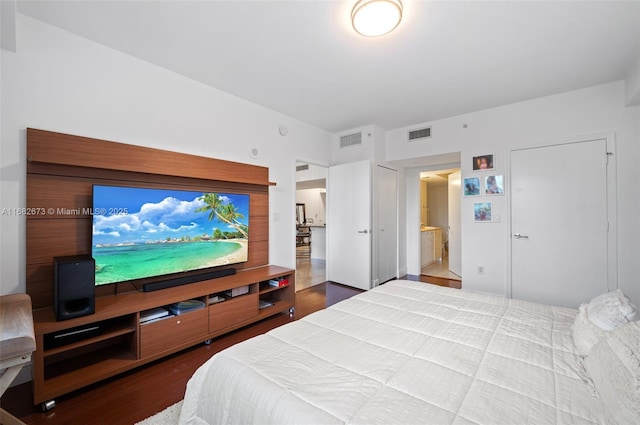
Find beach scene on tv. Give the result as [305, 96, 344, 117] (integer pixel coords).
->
[92, 186, 249, 286]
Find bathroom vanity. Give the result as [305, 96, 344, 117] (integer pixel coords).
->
[421, 226, 443, 267]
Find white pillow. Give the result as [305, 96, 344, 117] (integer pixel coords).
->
[586, 290, 638, 331]
[584, 321, 640, 425]
[572, 304, 607, 356]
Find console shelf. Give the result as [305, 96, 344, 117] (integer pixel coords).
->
[257, 300, 290, 318]
[32, 265, 295, 407]
[43, 326, 136, 357]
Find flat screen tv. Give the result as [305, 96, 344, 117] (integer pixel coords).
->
[92, 185, 249, 286]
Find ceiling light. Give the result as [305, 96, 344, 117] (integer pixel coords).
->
[351, 0, 403, 37]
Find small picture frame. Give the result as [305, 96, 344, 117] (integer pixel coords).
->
[472, 154, 494, 171]
[474, 202, 492, 222]
[463, 177, 481, 196]
[484, 175, 504, 195]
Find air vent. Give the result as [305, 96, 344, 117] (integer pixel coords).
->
[408, 127, 431, 141]
[340, 132, 362, 148]
[296, 164, 309, 172]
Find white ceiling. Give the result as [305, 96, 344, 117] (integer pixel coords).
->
[15, 0, 640, 134]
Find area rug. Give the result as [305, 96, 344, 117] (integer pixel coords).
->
[135, 401, 182, 425]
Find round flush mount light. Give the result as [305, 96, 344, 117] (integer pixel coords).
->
[351, 0, 403, 37]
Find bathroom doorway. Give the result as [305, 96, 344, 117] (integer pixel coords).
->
[419, 167, 461, 281]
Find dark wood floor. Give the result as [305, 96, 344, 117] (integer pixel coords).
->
[1, 276, 459, 425]
[405, 273, 462, 289]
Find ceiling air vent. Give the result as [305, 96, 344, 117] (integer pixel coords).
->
[408, 127, 431, 141]
[296, 164, 309, 172]
[340, 132, 362, 148]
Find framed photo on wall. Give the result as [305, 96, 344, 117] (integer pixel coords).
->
[463, 177, 481, 196]
[484, 175, 504, 195]
[472, 154, 494, 171]
[474, 202, 492, 222]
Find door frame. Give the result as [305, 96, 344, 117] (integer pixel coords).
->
[294, 158, 330, 273]
[447, 170, 462, 277]
[374, 164, 399, 286]
[506, 132, 618, 298]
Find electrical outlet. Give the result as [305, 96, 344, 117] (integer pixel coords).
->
[477, 265, 484, 274]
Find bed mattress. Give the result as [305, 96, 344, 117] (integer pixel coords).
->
[179, 280, 607, 424]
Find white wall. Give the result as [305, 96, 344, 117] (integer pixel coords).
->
[295, 189, 326, 226]
[330, 124, 377, 165]
[0, 14, 331, 295]
[625, 57, 640, 106]
[426, 181, 448, 229]
[387, 81, 640, 306]
[295, 163, 328, 185]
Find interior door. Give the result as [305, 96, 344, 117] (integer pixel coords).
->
[510, 139, 609, 308]
[327, 160, 371, 290]
[447, 170, 462, 277]
[376, 165, 397, 284]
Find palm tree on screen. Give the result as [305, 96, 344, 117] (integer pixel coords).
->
[195, 193, 248, 239]
[221, 203, 248, 238]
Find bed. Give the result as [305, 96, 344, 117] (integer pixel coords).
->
[179, 280, 639, 425]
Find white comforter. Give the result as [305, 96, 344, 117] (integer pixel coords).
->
[179, 280, 607, 424]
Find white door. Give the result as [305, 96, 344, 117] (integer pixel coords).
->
[447, 170, 462, 277]
[327, 160, 371, 290]
[376, 165, 397, 285]
[511, 139, 609, 308]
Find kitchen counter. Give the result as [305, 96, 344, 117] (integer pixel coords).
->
[309, 226, 326, 260]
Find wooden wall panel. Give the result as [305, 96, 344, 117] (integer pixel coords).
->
[27, 176, 92, 218]
[249, 193, 269, 217]
[26, 129, 273, 309]
[26, 264, 54, 310]
[27, 162, 268, 194]
[27, 128, 270, 186]
[246, 241, 268, 267]
[249, 216, 269, 241]
[27, 219, 91, 264]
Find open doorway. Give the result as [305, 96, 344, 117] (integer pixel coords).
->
[295, 161, 327, 291]
[419, 167, 461, 281]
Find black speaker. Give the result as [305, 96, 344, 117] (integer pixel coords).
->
[54, 255, 95, 321]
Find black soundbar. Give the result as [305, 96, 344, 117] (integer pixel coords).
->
[142, 268, 236, 292]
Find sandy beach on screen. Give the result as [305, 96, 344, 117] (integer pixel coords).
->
[213, 239, 248, 265]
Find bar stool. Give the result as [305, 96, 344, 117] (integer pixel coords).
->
[296, 225, 311, 258]
[1, 294, 36, 425]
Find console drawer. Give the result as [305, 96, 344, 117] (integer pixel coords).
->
[209, 293, 258, 333]
[140, 308, 208, 358]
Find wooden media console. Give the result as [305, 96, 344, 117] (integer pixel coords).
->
[25, 129, 294, 408]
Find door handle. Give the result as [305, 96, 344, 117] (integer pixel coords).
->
[513, 233, 529, 239]
[357, 229, 368, 234]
